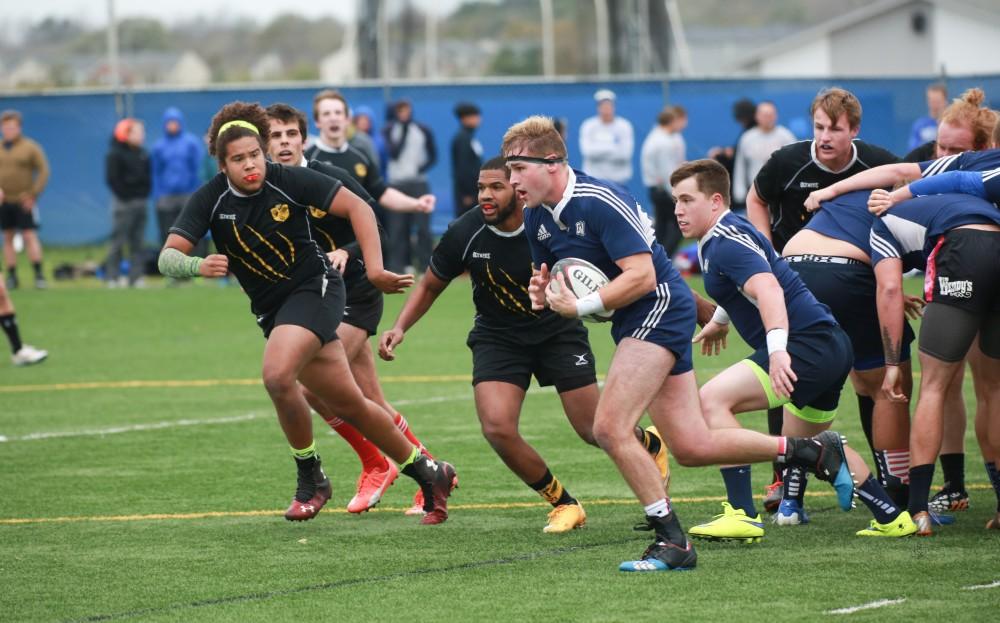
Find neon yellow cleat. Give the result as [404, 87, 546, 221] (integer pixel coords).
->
[543, 503, 586, 533]
[645, 425, 671, 491]
[856, 511, 918, 537]
[688, 502, 764, 543]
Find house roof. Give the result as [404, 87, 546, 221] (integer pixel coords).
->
[730, 0, 1000, 71]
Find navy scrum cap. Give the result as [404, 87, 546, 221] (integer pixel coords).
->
[454, 102, 481, 118]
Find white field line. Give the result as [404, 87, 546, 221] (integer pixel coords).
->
[0, 392, 481, 443]
[962, 580, 1000, 591]
[825, 598, 906, 615]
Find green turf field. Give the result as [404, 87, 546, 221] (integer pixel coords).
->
[1, 274, 998, 622]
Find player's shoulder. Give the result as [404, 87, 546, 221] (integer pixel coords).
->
[854, 140, 899, 165]
[447, 206, 488, 236]
[308, 159, 351, 182]
[572, 171, 635, 206]
[771, 139, 812, 160]
[706, 214, 769, 255]
[188, 172, 229, 207]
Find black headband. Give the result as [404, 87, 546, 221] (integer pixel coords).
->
[504, 155, 566, 165]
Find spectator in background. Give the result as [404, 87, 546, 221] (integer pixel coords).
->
[579, 89, 634, 185]
[0, 110, 50, 290]
[709, 98, 757, 212]
[353, 105, 388, 175]
[384, 99, 437, 273]
[904, 87, 996, 162]
[909, 83, 948, 150]
[451, 102, 483, 218]
[347, 106, 380, 170]
[640, 106, 684, 255]
[105, 118, 151, 288]
[151, 107, 204, 251]
[731, 101, 796, 209]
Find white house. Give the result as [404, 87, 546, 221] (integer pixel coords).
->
[732, 0, 1000, 77]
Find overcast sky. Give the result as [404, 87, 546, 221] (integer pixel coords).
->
[0, 0, 467, 27]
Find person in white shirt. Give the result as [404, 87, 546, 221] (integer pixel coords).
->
[731, 101, 796, 206]
[579, 89, 634, 185]
[640, 106, 684, 255]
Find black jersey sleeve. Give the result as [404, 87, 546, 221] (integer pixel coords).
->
[361, 152, 389, 201]
[168, 177, 223, 245]
[751, 148, 784, 204]
[281, 163, 343, 213]
[429, 210, 477, 282]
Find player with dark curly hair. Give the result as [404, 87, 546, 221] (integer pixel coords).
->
[158, 101, 457, 524]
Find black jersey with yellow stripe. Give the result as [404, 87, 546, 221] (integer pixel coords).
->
[170, 161, 340, 314]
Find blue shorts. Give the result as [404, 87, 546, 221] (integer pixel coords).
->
[787, 258, 913, 371]
[745, 322, 852, 423]
[611, 278, 695, 375]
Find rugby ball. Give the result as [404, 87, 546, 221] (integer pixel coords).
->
[551, 257, 614, 323]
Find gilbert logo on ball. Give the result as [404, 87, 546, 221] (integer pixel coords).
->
[551, 258, 614, 323]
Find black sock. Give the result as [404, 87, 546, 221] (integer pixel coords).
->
[939, 453, 965, 491]
[856, 394, 875, 454]
[6, 267, 16, 283]
[32, 262, 43, 279]
[529, 469, 577, 507]
[293, 455, 320, 502]
[721, 465, 757, 517]
[857, 475, 899, 524]
[768, 407, 783, 482]
[986, 462, 1000, 512]
[908, 463, 935, 515]
[0, 313, 22, 354]
[783, 465, 808, 505]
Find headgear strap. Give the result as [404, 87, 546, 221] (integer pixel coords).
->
[217, 120, 260, 138]
[504, 155, 565, 166]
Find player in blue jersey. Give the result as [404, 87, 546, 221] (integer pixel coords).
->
[501, 116, 870, 572]
[670, 159, 915, 541]
[805, 140, 1000, 514]
[780, 191, 920, 517]
[866, 190, 1000, 535]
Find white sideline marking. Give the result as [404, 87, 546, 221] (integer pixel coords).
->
[963, 580, 1000, 591]
[825, 598, 906, 615]
[0, 393, 477, 443]
[0, 413, 264, 442]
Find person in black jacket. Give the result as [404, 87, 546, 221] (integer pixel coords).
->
[105, 118, 151, 287]
[450, 102, 483, 218]
[383, 99, 437, 273]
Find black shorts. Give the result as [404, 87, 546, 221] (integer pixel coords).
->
[924, 229, 1000, 315]
[0, 202, 39, 231]
[467, 323, 597, 392]
[256, 271, 345, 344]
[745, 323, 852, 423]
[342, 287, 384, 336]
[787, 257, 914, 371]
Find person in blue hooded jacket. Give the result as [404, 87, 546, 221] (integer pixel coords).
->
[151, 107, 205, 247]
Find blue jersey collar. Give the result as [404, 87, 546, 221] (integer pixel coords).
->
[696, 209, 732, 271]
[542, 168, 576, 230]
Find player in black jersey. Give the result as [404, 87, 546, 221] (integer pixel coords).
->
[304, 90, 434, 219]
[158, 102, 457, 525]
[744, 88, 898, 511]
[378, 157, 670, 534]
[265, 103, 446, 516]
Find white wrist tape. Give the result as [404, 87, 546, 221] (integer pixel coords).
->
[766, 328, 788, 354]
[711, 306, 730, 325]
[576, 292, 606, 317]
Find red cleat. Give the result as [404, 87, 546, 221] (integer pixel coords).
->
[420, 461, 458, 525]
[284, 456, 333, 522]
[347, 461, 399, 514]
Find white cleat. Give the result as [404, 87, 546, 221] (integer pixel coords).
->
[12, 345, 48, 366]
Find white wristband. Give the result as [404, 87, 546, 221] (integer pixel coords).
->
[711, 306, 730, 325]
[766, 328, 788, 355]
[576, 292, 606, 317]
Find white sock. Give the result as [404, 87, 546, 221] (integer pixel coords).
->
[644, 498, 671, 517]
